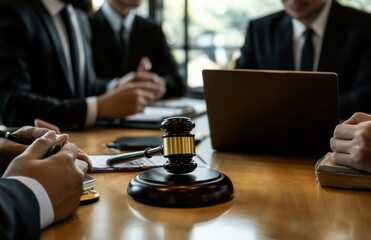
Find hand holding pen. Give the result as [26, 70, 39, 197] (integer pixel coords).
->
[0, 126, 92, 174]
[0, 127, 66, 157]
[34, 119, 92, 171]
[0, 127, 63, 175]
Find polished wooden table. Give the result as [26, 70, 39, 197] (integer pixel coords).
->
[41, 117, 371, 240]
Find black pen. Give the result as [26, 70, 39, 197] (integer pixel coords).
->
[0, 130, 33, 145]
[0, 130, 61, 157]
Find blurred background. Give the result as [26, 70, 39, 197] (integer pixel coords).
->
[89, 0, 371, 96]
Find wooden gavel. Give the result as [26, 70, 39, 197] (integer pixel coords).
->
[106, 117, 197, 174]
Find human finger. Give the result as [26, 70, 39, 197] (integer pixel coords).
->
[117, 72, 136, 86]
[121, 82, 157, 103]
[330, 137, 353, 153]
[343, 112, 371, 125]
[34, 119, 61, 134]
[136, 56, 152, 72]
[330, 152, 352, 167]
[131, 80, 163, 98]
[77, 149, 93, 171]
[138, 88, 157, 106]
[13, 126, 50, 142]
[135, 72, 166, 97]
[331, 151, 371, 173]
[333, 123, 358, 140]
[21, 131, 57, 159]
[135, 71, 162, 84]
[75, 159, 88, 174]
[55, 134, 69, 147]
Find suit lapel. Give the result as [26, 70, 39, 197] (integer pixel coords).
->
[276, 13, 295, 70]
[128, 16, 143, 71]
[97, 9, 123, 74]
[318, 1, 341, 71]
[75, 12, 91, 96]
[32, 1, 76, 95]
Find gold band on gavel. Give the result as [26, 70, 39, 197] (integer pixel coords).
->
[162, 136, 196, 155]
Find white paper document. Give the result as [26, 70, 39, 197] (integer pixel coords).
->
[90, 154, 209, 172]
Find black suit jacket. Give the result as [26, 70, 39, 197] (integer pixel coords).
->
[235, 1, 371, 119]
[0, 0, 108, 128]
[0, 179, 40, 240]
[89, 9, 186, 98]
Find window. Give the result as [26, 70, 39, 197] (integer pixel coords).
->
[162, 0, 284, 90]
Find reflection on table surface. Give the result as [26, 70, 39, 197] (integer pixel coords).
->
[41, 116, 371, 240]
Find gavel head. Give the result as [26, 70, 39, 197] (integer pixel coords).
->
[160, 117, 197, 174]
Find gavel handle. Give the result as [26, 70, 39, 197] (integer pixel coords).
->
[106, 145, 163, 166]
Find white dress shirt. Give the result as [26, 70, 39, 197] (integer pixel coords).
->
[292, 0, 332, 71]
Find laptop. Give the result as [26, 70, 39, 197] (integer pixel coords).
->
[202, 69, 339, 157]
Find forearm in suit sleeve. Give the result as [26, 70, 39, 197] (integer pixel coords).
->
[0, 179, 40, 240]
[0, 91, 88, 129]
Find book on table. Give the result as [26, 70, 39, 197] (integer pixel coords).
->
[315, 152, 371, 190]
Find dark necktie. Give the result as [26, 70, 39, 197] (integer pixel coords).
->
[300, 28, 314, 71]
[119, 23, 128, 72]
[60, 6, 83, 97]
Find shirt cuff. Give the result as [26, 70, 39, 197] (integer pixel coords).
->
[6, 176, 54, 229]
[85, 97, 98, 128]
